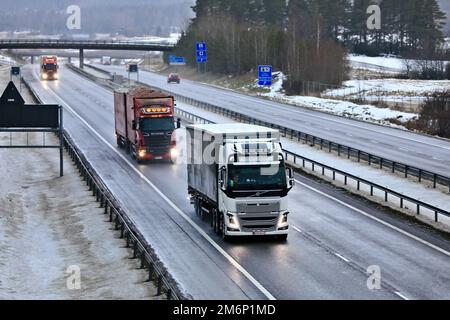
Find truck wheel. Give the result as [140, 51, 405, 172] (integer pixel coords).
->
[117, 136, 122, 148]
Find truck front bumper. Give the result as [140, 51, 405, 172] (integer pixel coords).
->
[225, 228, 289, 237]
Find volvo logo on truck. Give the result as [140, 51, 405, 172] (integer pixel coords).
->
[186, 124, 295, 241]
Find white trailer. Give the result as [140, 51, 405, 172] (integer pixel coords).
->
[186, 123, 294, 241]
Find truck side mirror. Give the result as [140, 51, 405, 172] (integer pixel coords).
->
[132, 120, 137, 131]
[219, 166, 227, 191]
[176, 118, 181, 129]
[286, 167, 295, 190]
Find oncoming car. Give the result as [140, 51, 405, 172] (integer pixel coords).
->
[168, 73, 181, 84]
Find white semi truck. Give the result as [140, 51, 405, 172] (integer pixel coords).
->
[186, 124, 294, 241]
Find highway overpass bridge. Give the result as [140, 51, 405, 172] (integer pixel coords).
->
[0, 39, 174, 68]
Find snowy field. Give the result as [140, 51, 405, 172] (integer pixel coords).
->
[348, 54, 406, 73]
[258, 72, 418, 125]
[323, 78, 450, 102]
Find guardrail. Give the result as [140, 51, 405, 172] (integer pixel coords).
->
[23, 75, 184, 300]
[175, 108, 450, 225]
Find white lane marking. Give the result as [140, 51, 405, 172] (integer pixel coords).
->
[291, 225, 303, 233]
[394, 291, 409, 300]
[292, 224, 351, 263]
[399, 147, 410, 152]
[122, 66, 450, 152]
[295, 179, 450, 258]
[334, 253, 351, 263]
[370, 140, 379, 144]
[33, 76, 276, 300]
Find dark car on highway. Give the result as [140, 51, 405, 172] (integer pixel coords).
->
[168, 73, 181, 84]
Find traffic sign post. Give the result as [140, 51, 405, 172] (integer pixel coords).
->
[196, 42, 207, 73]
[127, 64, 139, 85]
[10, 66, 21, 91]
[258, 65, 273, 86]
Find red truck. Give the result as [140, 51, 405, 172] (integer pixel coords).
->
[114, 86, 179, 163]
[40, 55, 59, 80]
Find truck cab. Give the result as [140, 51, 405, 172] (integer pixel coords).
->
[40, 56, 59, 80]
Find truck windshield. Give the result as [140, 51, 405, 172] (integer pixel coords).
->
[43, 64, 57, 71]
[227, 164, 287, 191]
[140, 117, 175, 131]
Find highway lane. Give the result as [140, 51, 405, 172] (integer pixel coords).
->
[22, 64, 450, 299]
[99, 64, 450, 178]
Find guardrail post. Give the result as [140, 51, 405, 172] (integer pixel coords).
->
[433, 174, 437, 188]
[312, 163, 315, 172]
[344, 176, 347, 185]
[338, 145, 341, 156]
[392, 162, 396, 173]
[368, 154, 372, 165]
[347, 148, 350, 159]
[370, 186, 374, 196]
[357, 150, 361, 162]
[385, 191, 388, 202]
[357, 181, 360, 190]
[400, 198, 403, 208]
[435, 211, 438, 222]
[418, 169, 422, 182]
[405, 166, 408, 178]
[380, 158, 383, 169]
[417, 204, 420, 215]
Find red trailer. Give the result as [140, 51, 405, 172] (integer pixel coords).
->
[114, 86, 179, 163]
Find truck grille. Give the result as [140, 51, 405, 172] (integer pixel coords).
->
[238, 214, 278, 232]
[144, 134, 171, 154]
[236, 202, 280, 214]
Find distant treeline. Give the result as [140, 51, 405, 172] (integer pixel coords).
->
[172, 0, 447, 91]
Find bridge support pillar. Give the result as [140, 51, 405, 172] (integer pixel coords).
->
[79, 49, 84, 69]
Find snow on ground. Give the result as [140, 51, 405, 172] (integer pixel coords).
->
[114, 33, 181, 45]
[348, 54, 406, 72]
[175, 101, 450, 231]
[0, 54, 15, 66]
[0, 132, 158, 299]
[324, 78, 450, 99]
[258, 72, 418, 124]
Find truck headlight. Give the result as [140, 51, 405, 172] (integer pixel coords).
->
[42, 74, 48, 80]
[278, 212, 289, 228]
[138, 149, 146, 158]
[170, 148, 178, 158]
[227, 212, 239, 229]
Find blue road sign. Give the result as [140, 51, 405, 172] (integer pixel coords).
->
[258, 65, 272, 86]
[196, 42, 207, 63]
[169, 56, 186, 65]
